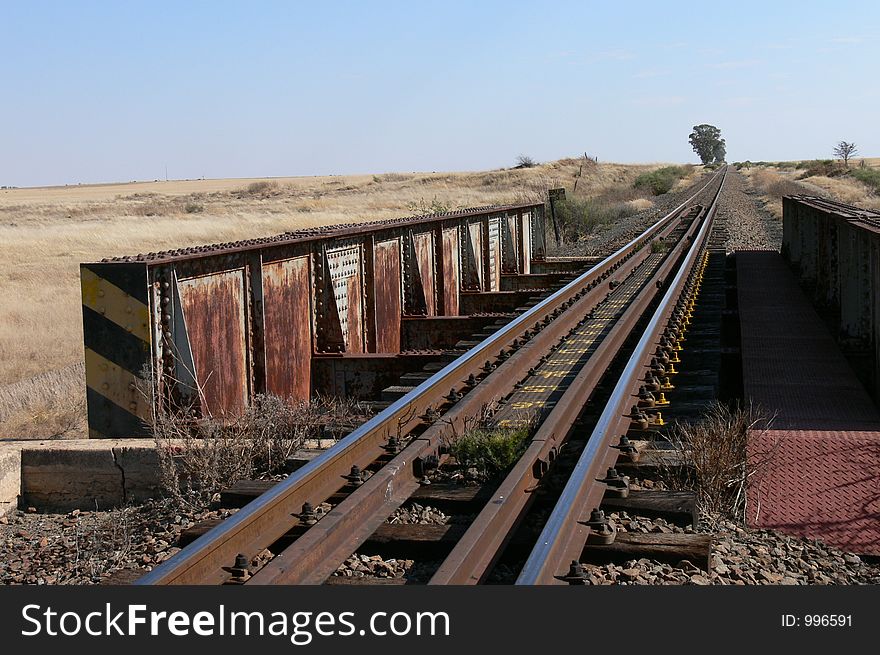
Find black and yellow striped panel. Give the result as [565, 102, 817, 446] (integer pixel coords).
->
[80, 262, 152, 438]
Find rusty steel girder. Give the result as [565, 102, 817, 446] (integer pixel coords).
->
[782, 195, 880, 402]
[81, 204, 544, 438]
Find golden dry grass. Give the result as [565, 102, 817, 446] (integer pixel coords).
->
[741, 162, 880, 219]
[626, 198, 655, 212]
[0, 363, 85, 438]
[0, 158, 672, 438]
[801, 175, 880, 210]
[741, 169, 819, 219]
[846, 157, 880, 168]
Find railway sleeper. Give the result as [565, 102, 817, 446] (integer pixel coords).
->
[180, 522, 711, 572]
[218, 479, 493, 513]
[600, 490, 697, 528]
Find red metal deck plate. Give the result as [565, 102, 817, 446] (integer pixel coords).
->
[738, 251, 880, 553]
[747, 429, 880, 554]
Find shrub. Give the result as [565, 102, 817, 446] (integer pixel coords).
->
[67, 506, 137, 578]
[406, 196, 451, 215]
[132, 200, 170, 216]
[765, 179, 808, 198]
[627, 198, 654, 212]
[184, 202, 204, 214]
[371, 172, 412, 184]
[550, 181, 659, 241]
[851, 167, 880, 193]
[515, 154, 537, 168]
[553, 197, 628, 240]
[380, 172, 410, 182]
[661, 403, 776, 522]
[650, 239, 670, 253]
[633, 166, 690, 196]
[797, 159, 839, 178]
[243, 180, 279, 196]
[449, 425, 532, 479]
[153, 394, 371, 509]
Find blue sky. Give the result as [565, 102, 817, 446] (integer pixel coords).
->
[2, 1, 878, 186]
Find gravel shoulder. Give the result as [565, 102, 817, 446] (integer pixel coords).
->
[0, 501, 234, 585]
[717, 171, 783, 251]
[3, 495, 877, 585]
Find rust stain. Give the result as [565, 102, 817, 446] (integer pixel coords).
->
[468, 222, 484, 290]
[503, 214, 520, 274]
[488, 216, 501, 291]
[178, 269, 248, 416]
[346, 267, 364, 353]
[374, 239, 401, 352]
[529, 209, 546, 261]
[262, 256, 312, 401]
[441, 227, 460, 315]
[413, 231, 436, 316]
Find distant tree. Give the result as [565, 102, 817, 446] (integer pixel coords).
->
[833, 141, 858, 167]
[689, 124, 726, 165]
[515, 154, 537, 168]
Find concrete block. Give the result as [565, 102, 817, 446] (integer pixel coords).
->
[15, 438, 161, 512]
[0, 444, 22, 516]
[113, 445, 163, 503]
[2, 437, 329, 513]
[21, 447, 124, 511]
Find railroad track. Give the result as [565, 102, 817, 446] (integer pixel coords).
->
[137, 166, 729, 586]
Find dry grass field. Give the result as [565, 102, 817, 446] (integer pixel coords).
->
[740, 157, 880, 219]
[0, 157, 674, 439]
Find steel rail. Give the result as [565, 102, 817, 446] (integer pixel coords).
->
[245, 251, 653, 583]
[429, 200, 711, 584]
[246, 201, 703, 584]
[515, 167, 727, 585]
[137, 168, 724, 585]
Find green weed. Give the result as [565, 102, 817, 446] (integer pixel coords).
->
[450, 425, 532, 478]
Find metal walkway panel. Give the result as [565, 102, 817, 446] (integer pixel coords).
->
[738, 250, 880, 553]
[737, 251, 880, 430]
[748, 429, 880, 555]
